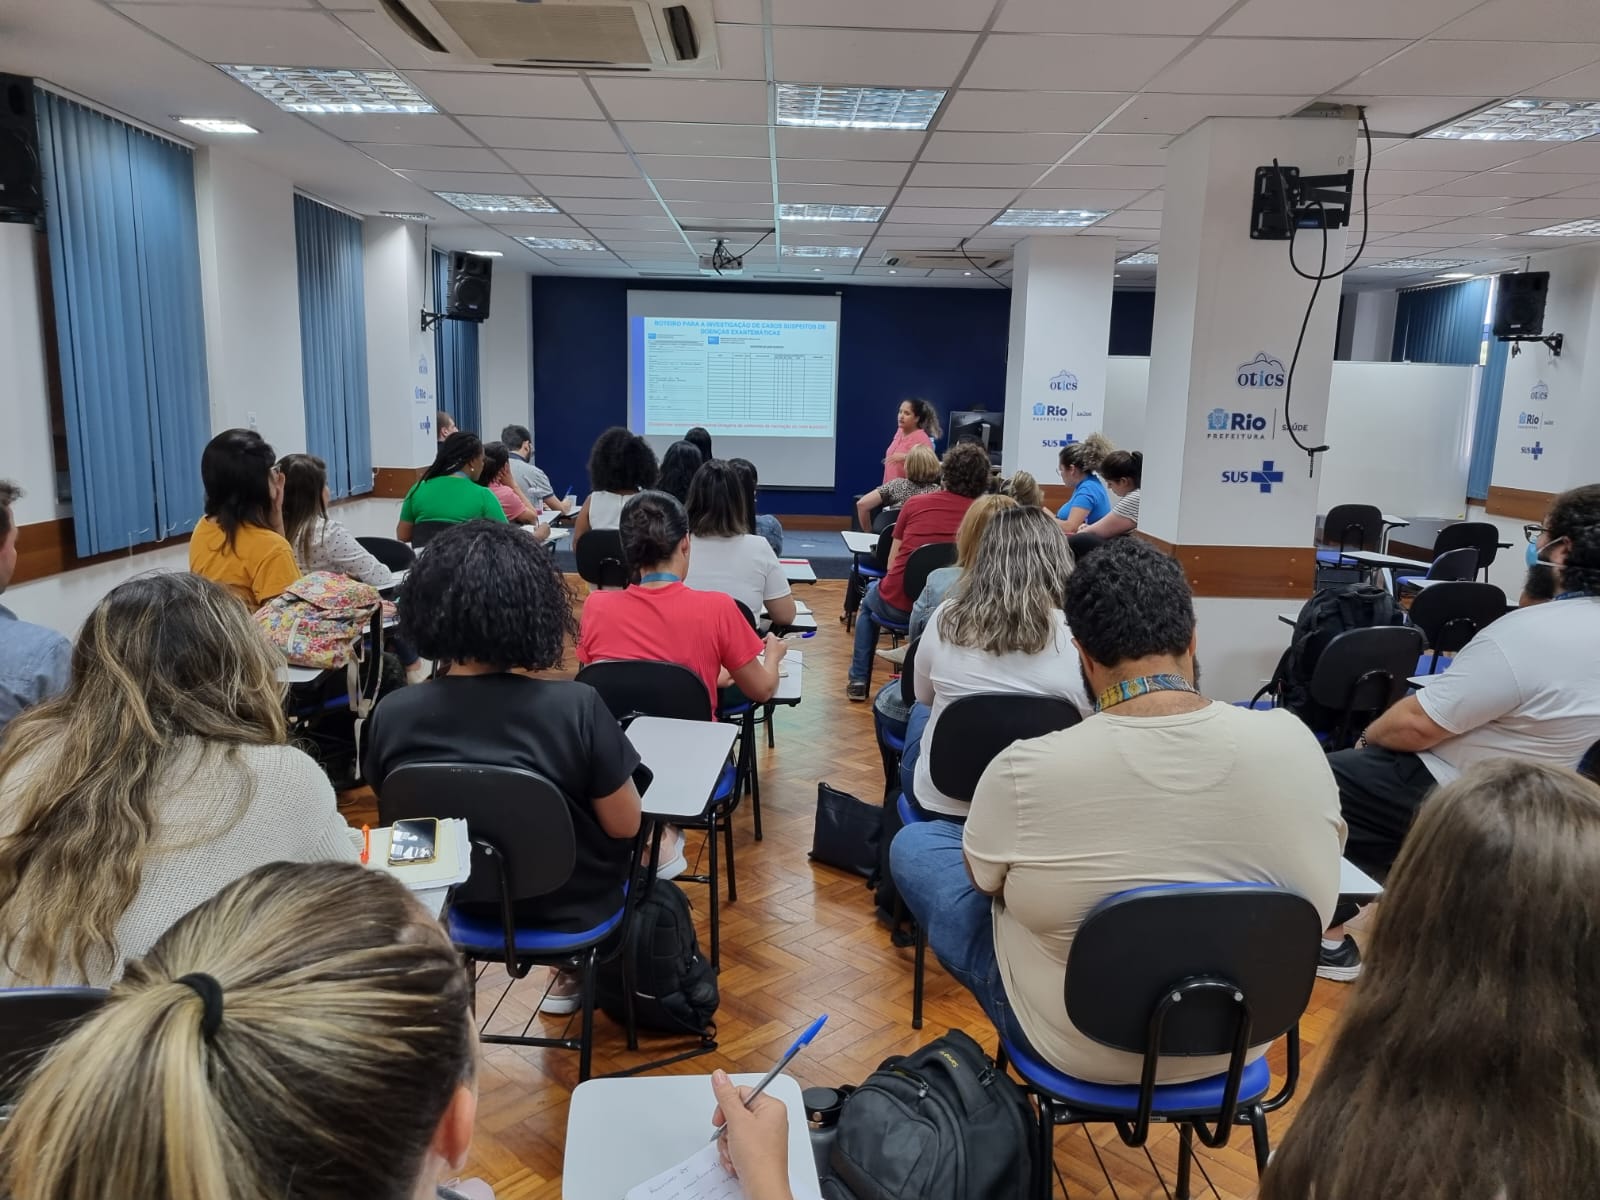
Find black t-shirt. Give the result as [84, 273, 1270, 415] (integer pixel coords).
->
[363, 673, 642, 933]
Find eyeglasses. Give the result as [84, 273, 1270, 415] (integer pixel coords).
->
[1524, 522, 1545, 545]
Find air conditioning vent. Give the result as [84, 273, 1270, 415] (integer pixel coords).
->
[881, 250, 1011, 271]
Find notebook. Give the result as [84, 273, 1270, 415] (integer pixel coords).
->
[624, 1143, 741, 1200]
[364, 818, 472, 890]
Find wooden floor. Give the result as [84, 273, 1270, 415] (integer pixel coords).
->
[339, 578, 1354, 1200]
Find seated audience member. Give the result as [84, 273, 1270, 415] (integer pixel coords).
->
[1002, 470, 1044, 509]
[685, 460, 796, 628]
[397, 433, 507, 543]
[1521, 527, 1558, 606]
[856, 444, 942, 533]
[1319, 483, 1600, 981]
[0, 861, 485, 1200]
[729, 458, 784, 556]
[846, 442, 993, 701]
[573, 426, 659, 549]
[685, 426, 713, 463]
[364, 519, 642, 1014]
[891, 538, 1342, 1084]
[1067, 449, 1142, 559]
[1260, 760, 1600, 1200]
[0, 481, 70, 738]
[189, 428, 301, 608]
[903, 506, 1091, 819]
[479, 441, 550, 539]
[0, 573, 356, 987]
[436, 409, 457, 441]
[502, 423, 571, 514]
[657, 439, 705, 506]
[1055, 435, 1114, 532]
[279, 453, 399, 588]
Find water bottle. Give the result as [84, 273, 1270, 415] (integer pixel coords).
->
[803, 1085, 849, 1184]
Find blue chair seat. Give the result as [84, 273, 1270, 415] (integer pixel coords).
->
[449, 902, 625, 956]
[1314, 548, 1349, 565]
[1417, 652, 1451, 676]
[896, 792, 921, 825]
[857, 563, 886, 579]
[882, 726, 906, 754]
[1002, 1035, 1271, 1118]
[1233, 699, 1275, 711]
[871, 610, 910, 635]
[1396, 575, 1424, 590]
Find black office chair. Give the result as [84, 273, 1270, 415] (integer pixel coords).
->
[0, 987, 108, 1117]
[1397, 545, 1480, 593]
[1406, 581, 1506, 675]
[844, 524, 897, 631]
[1432, 520, 1501, 582]
[575, 529, 629, 589]
[576, 660, 740, 968]
[408, 520, 453, 549]
[376, 763, 651, 1082]
[1000, 884, 1321, 1200]
[859, 541, 957, 692]
[356, 536, 416, 573]
[1317, 503, 1383, 567]
[874, 636, 921, 793]
[1307, 625, 1426, 751]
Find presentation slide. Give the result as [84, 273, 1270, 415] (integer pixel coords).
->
[627, 291, 842, 489]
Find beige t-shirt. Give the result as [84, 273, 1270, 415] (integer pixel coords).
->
[963, 702, 1345, 1085]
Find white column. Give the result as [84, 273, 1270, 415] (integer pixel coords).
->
[362, 218, 436, 471]
[479, 268, 533, 444]
[1000, 236, 1117, 479]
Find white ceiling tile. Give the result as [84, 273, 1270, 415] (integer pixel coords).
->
[331, 10, 466, 70]
[1373, 139, 1538, 171]
[354, 144, 511, 172]
[639, 155, 773, 182]
[1340, 41, 1600, 98]
[1128, 189, 1165, 210]
[773, 28, 975, 87]
[113, 5, 384, 67]
[1101, 93, 1308, 135]
[579, 216, 685, 230]
[778, 159, 910, 185]
[460, 116, 623, 152]
[480, 216, 581, 231]
[656, 179, 774, 203]
[1090, 210, 1162, 229]
[668, 200, 774, 217]
[1217, 0, 1483, 39]
[1366, 168, 1475, 193]
[964, 34, 1190, 92]
[1147, 38, 1409, 95]
[895, 187, 1027, 208]
[777, 183, 900, 205]
[771, 0, 990, 29]
[496, 150, 639, 176]
[713, 0, 765, 23]
[1325, 96, 1495, 137]
[1536, 61, 1600, 96]
[1491, 232, 1600, 248]
[398, 169, 538, 191]
[775, 128, 926, 160]
[303, 112, 477, 145]
[1036, 163, 1165, 190]
[1067, 134, 1171, 166]
[995, 0, 1237, 35]
[1371, 195, 1514, 216]
[1508, 143, 1600, 173]
[116, 0, 312, 5]
[592, 79, 768, 124]
[889, 206, 1005, 224]
[402, 72, 602, 120]
[906, 162, 1046, 187]
[1362, 212, 1450, 232]
[922, 131, 1079, 163]
[875, 223, 985, 237]
[1437, 0, 1600, 42]
[1429, 171, 1597, 197]
[618, 122, 771, 156]
[526, 175, 656, 199]
[1487, 198, 1600, 219]
[1423, 216, 1556, 234]
[936, 91, 1127, 134]
[560, 198, 674, 216]
[1555, 181, 1600, 198]
[705, 23, 768, 80]
[1014, 188, 1150, 210]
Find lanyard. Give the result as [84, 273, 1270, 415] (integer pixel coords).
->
[1554, 592, 1593, 602]
[640, 572, 681, 584]
[1095, 673, 1199, 713]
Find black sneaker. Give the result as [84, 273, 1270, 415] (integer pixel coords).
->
[1317, 935, 1362, 982]
[846, 680, 868, 702]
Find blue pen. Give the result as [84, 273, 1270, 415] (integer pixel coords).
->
[710, 1013, 827, 1141]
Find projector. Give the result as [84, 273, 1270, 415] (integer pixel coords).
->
[700, 254, 744, 276]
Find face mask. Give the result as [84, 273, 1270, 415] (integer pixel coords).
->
[1527, 540, 1541, 568]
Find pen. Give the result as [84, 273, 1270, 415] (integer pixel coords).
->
[360, 824, 370, 865]
[709, 1013, 827, 1141]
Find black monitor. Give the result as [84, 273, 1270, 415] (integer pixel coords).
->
[948, 410, 1003, 454]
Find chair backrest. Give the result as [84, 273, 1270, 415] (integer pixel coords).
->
[1427, 545, 1480, 582]
[1308, 625, 1426, 749]
[409, 520, 453, 549]
[576, 659, 713, 724]
[928, 692, 1083, 803]
[1065, 884, 1321, 1056]
[575, 529, 629, 588]
[872, 525, 895, 570]
[0, 987, 108, 1107]
[1321, 504, 1383, 554]
[356, 536, 417, 572]
[903, 541, 958, 606]
[376, 763, 577, 910]
[732, 598, 759, 632]
[899, 636, 920, 708]
[1406, 581, 1507, 655]
[1433, 520, 1500, 568]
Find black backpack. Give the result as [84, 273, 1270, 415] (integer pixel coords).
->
[593, 881, 717, 1037]
[822, 1029, 1034, 1200]
[1261, 584, 1404, 731]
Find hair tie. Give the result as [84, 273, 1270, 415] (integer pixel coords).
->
[176, 973, 225, 1040]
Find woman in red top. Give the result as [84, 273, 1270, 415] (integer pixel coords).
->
[882, 399, 941, 484]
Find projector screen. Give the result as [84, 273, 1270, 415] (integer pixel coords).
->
[626, 290, 841, 488]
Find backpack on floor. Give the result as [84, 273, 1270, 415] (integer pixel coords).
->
[594, 881, 718, 1038]
[822, 1029, 1034, 1200]
[1261, 583, 1404, 731]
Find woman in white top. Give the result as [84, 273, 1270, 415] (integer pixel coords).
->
[684, 460, 796, 627]
[907, 505, 1092, 819]
[278, 454, 397, 588]
[0, 573, 358, 987]
[573, 426, 659, 550]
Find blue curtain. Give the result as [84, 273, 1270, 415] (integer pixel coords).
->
[35, 91, 210, 556]
[295, 195, 373, 498]
[1468, 318, 1511, 500]
[432, 249, 481, 434]
[1390, 278, 1489, 364]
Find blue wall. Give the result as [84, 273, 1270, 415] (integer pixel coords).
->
[529, 277, 1155, 516]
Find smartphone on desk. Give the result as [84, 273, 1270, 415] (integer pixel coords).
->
[388, 818, 439, 866]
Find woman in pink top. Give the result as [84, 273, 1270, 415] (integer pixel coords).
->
[480, 442, 549, 540]
[882, 399, 941, 484]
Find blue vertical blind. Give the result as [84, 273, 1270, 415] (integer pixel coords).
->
[294, 195, 373, 498]
[35, 91, 210, 556]
[1468, 294, 1510, 500]
[1390, 278, 1490, 364]
[432, 249, 481, 434]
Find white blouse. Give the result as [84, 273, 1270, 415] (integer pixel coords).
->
[296, 517, 396, 588]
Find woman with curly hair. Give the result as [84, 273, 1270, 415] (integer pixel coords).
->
[881, 398, 941, 484]
[573, 427, 659, 552]
[363, 518, 644, 1015]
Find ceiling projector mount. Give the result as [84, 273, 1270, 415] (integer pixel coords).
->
[701, 237, 743, 276]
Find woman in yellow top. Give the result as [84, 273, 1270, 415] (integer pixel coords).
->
[188, 429, 301, 608]
[396, 432, 508, 544]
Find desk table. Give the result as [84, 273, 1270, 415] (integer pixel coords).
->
[1387, 517, 1513, 564]
[840, 529, 878, 556]
[1340, 857, 1383, 900]
[1277, 612, 1298, 628]
[781, 558, 818, 584]
[1342, 549, 1433, 572]
[772, 648, 804, 706]
[625, 717, 738, 821]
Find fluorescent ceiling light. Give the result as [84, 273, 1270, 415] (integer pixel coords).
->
[465, 250, 503, 257]
[994, 209, 1108, 227]
[1423, 98, 1600, 142]
[174, 116, 257, 134]
[1372, 258, 1472, 269]
[437, 191, 557, 214]
[1436, 271, 1477, 279]
[217, 66, 435, 114]
[517, 236, 605, 251]
[1525, 219, 1600, 237]
[779, 203, 885, 222]
[1118, 251, 1158, 265]
[380, 210, 431, 221]
[782, 245, 862, 258]
[776, 84, 946, 131]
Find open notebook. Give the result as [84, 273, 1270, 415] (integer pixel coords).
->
[625, 1143, 741, 1200]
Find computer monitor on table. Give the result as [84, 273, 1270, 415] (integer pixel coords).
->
[948, 410, 1003, 464]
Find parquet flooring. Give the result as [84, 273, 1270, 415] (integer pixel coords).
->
[339, 578, 1355, 1199]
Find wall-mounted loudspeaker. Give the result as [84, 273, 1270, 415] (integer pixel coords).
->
[0, 74, 42, 224]
[1493, 271, 1550, 339]
[445, 251, 492, 322]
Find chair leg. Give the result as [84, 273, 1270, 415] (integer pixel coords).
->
[621, 926, 640, 1052]
[723, 804, 738, 903]
[1175, 1123, 1193, 1200]
[764, 701, 776, 749]
[1248, 1104, 1271, 1173]
[706, 813, 721, 971]
[1036, 1099, 1056, 1200]
[745, 718, 763, 841]
[911, 924, 926, 1030]
[578, 948, 598, 1083]
[862, 617, 878, 691]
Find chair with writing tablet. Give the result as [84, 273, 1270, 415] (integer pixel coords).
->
[1405, 581, 1505, 676]
[1396, 546, 1480, 596]
[1316, 503, 1383, 583]
[716, 599, 763, 842]
[844, 523, 896, 632]
[1431, 521, 1502, 583]
[0, 988, 108, 1119]
[874, 636, 921, 793]
[1308, 626, 1426, 751]
[356, 536, 416, 573]
[574, 529, 629, 590]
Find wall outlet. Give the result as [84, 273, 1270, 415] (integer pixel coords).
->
[247, 410, 258, 430]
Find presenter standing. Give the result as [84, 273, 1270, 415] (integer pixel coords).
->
[882, 399, 940, 484]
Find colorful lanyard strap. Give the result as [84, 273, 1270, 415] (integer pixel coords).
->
[640, 571, 681, 584]
[1095, 673, 1199, 713]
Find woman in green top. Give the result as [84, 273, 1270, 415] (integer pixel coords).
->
[396, 432, 508, 543]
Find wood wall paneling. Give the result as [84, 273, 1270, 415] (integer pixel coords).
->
[1486, 485, 1553, 522]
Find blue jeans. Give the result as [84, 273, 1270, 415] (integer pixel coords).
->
[849, 582, 910, 684]
[900, 701, 932, 809]
[889, 820, 1033, 1050]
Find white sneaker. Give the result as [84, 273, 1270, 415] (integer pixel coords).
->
[654, 829, 688, 881]
[539, 969, 584, 1015]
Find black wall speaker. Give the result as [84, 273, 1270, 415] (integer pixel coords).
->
[445, 251, 493, 322]
[1493, 271, 1550, 339]
[0, 74, 42, 224]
